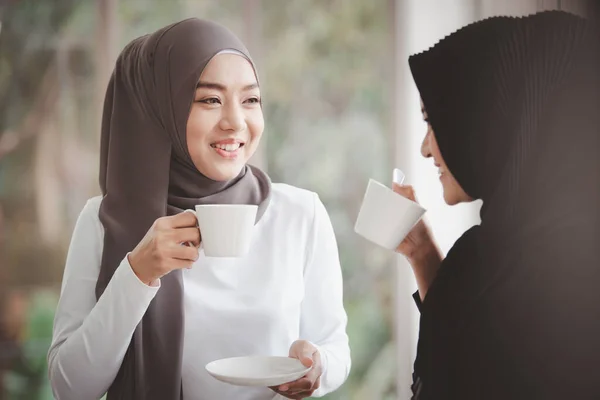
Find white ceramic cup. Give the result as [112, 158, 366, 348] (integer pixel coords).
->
[354, 179, 426, 250]
[194, 204, 258, 257]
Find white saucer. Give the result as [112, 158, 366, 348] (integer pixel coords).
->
[205, 356, 311, 387]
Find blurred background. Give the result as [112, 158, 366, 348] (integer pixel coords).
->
[0, 0, 591, 399]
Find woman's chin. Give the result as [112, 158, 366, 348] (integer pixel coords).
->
[443, 191, 459, 206]
[203, 165, 245, 182]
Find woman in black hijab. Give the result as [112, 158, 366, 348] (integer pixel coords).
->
[395, 10, 600, 399]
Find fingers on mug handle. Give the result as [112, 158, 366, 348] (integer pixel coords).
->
[393, 168, 413, 198]
[182, 209, 197, 220]
[181, 209, 199, 247]
[392, 183, 417, 202]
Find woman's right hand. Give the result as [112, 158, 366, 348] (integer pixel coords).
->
[128, 211, 201, 286]
[392, 183, 442, 300]
[392, 184, 435, 260]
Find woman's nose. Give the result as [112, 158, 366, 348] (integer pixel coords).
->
[219, 104, 246, 132]
[421, 131, 432, 158]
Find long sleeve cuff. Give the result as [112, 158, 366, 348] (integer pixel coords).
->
[311, 342, 350, 397]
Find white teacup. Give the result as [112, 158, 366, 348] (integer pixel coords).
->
[354, 179, 426, 250]
[194, 204, 258, 257]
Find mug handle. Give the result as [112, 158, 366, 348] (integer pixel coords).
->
[393, 168, 406, 185]
[181, 209, 199, 247]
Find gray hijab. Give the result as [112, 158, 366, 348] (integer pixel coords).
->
[96, 18, 271, 399]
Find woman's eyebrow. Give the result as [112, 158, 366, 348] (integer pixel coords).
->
[196, 81, 226, 90]
[195, 82, 258, 91]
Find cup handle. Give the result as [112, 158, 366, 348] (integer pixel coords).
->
[393, 168, 406, 185]
[181, 209, 199, 247]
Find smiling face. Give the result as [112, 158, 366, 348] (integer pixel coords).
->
[186, 53, 264, 181]
[419, 100, 473, 205]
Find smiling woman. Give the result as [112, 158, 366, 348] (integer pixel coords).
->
[394, 10, 600, 399]
[188, 53, 264, 181]
[419, 100, 472, 206]
[46, 18, 351, 400]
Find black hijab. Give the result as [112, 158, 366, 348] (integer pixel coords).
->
[409, 11, 600, 399]
[97, 19, 271, 399]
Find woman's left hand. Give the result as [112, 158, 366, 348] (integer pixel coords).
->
[270, 340, 322, 399]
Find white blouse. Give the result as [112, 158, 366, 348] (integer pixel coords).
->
[47, 183, 351, 400]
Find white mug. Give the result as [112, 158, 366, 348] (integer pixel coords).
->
[194, 204, 258, 257]
[354, 179, 426, 250]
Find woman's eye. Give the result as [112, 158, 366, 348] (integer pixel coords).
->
[245, 97, 261, 104]
[198, 97, 221, 105]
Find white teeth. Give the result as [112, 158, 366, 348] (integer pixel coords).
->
[214, 143, 241, 151]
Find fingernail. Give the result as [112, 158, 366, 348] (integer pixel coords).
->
[393, 168, 406, 185]
[280, 385, 288, 391]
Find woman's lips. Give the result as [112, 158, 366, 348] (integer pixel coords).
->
[210, 141, 244, 159]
